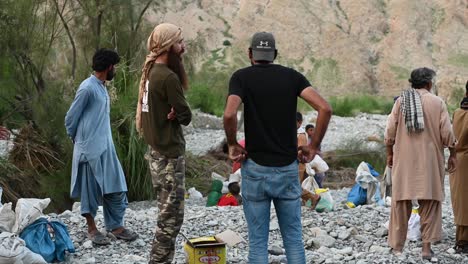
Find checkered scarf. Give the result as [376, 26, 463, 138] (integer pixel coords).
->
[401, 88, 424, 133]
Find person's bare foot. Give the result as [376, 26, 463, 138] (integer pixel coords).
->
[422, 242, 434, 260]
[392, 247, 403, 256]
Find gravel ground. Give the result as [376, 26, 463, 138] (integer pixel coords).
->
[2, 111, 463, 263]
[57, 178, 462, 263]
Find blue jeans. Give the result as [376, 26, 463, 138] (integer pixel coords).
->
[241, 159, 305, 264]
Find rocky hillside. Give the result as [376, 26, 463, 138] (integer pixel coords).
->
[146, 0, 468, 100]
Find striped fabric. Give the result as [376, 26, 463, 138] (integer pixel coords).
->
[401, 88, 425, 133]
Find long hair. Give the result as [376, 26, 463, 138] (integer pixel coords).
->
[136, 23, 182, 134]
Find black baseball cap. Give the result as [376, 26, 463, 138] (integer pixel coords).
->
[250, 32, 276, 62]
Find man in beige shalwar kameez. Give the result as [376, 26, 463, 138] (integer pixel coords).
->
[385, 67, 457, 259]
[450, 81, 468, 253]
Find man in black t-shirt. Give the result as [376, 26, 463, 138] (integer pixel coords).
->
[223, 32, 332, 263]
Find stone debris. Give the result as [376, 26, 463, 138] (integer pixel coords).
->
[57, 178, 461, 263]
[1, 112, 461, 263]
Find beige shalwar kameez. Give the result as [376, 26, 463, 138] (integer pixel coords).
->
[384, 89, 456, 249]
[450, 108, 468, 243]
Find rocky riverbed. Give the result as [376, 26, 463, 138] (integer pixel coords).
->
[2, 111, 463, 263]
[57, 177, 461, 264]
[185, 110, 387, 155]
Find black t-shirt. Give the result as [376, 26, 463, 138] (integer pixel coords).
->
[229, 64, 311, 167]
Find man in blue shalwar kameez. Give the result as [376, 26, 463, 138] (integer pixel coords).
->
[65, 49, 138, 245]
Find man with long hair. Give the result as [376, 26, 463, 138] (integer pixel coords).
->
[65, 49, 138, 245]
[136, 23, 192, 263]
[385, 67, 456, 260]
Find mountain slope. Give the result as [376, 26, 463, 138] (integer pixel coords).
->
[147, 0, 468, 100]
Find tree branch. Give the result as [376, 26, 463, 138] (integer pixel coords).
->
[52, 0, 77, 79]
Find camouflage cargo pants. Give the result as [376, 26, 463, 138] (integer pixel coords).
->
[145, 147, 185, 264]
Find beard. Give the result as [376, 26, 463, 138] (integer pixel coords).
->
[106, 68, 115, 81]
[167, 50, 188, 91]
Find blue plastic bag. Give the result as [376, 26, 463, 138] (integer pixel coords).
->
[366, 163, 380, 177]
[20, 218, 75, 262]
[347, 183, 367, 207]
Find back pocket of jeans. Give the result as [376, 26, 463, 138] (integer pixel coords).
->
[279, 170, 302, 200]
[242, 173, 266, 201]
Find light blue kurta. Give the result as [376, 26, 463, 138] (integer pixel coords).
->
[65, 75, 127, 198]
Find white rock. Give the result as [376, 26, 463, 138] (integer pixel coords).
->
[369, 245, 390, 254]
[83, 240, 93, 249]
[72, 202, 81, 212]
[312, 235, 336, 248]
[333, 247, 353, 255]
[338, 229, 351, 240]
[270, 222, 279, 231]
[124, 254, 147, 262]
[309, 227, 327, 237]
[84, 257, 96, 263]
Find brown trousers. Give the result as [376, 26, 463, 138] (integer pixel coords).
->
[388, 200, 441, 250]
[456, 225, 468, 244]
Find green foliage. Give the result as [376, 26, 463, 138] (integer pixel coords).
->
[187, 82, 226, 117]
[390, 65, 410, 80]
[308, 57, 343, 91]
[223, 40, 231, 46]
[330, 138, 386, 173]
[329, 95, 394, 117]
[0, 0, 160, 210]
[450, 87, 465, 104]
[110, 65, 152, 201]
[431, 7, 446, 32]
[448, 53, 468, 68]
[375, 0, 387, 16]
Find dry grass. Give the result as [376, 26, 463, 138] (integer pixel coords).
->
[1, 123, 63, 204]
[9, 123, 63, 173]
[185, 141, 232, 195]
[0, 158, 39, 203]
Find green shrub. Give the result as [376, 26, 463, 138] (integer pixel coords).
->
[327, 138, 386, 174]
[329, 95, 393, 117]
[187, 82, 226, 117]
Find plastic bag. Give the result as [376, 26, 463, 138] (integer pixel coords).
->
[301, 176, 320, 192]
[0, 232, 46, 264]
[211, 172, 226, 182]
[347, 184, 367, 208]
[20, 218, 75, 263]
[206, 192, 222, 207]
[407, 209, 421, 241]
[0, 187, 15, 233]
[188, 187, 203, 199]
[380, 166, 392, 198]
[221, 181, 229, 194]
[206, 180, 223, 207]
[0, 203, 15, 233]
[315, 189, 334, 212]
[310, 155, 329, 173]
[12, 198, 51, 234]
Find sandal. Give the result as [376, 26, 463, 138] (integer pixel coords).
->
[421, 249, 435, 261]
[454, 243, 468, 254]
[112, 228, 139, 241]
[87, 231, 111, 246]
